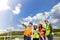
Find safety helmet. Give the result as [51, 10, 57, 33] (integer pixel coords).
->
[39, 22, 43, 25]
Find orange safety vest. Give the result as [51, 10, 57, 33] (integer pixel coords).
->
[39, 28, 45, 38]
[24, 26, 32, 37]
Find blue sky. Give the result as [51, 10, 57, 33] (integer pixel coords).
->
[0, 0, 60, 33]
[13, 0, 60, 29]
[16, 0, 59, 17]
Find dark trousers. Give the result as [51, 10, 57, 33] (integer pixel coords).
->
[24, 35, 31, 40]
[33, 38, 39, 40]
[47, 34, 53, 40]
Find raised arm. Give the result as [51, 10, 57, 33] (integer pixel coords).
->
[18, 20, 27, 27]
[22, 24, 26, 27]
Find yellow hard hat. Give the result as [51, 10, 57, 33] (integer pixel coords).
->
[39, 22, 43, 25]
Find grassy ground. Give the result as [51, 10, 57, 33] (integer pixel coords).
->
[0, 29, 60, 40]
[0, 31, 23, 40]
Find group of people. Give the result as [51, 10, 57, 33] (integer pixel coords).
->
[19, 20, 54, 40]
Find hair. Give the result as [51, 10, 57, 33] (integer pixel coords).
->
[44, 20, 48, 22]
[34, 25, 37, 30]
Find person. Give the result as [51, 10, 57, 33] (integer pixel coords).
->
[44, 20, 53, 40]
[38, 22, 46, 40]
[33, 25, 39, 40]
[19, 20, 33, 40]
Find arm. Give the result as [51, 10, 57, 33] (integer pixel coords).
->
[49, 23, 53, 33]
[22, 24, 27, 28]
[18, 20, 27, 28]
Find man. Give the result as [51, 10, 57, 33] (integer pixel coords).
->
[19, 20, 33, 40]
[44, 20, 53, 40]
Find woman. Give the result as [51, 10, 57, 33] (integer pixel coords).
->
[38, 22, 46, 40]
[33, 25, 39, 40]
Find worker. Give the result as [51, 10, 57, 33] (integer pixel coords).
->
[38, 22, 46, 40]
[33, 25, 39, 40]
[19, 20, 33, 40]
[44, 20, 53, 40]
[23, 22, 33, 40]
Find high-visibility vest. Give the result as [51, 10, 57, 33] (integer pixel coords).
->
[33, 29, 39, 38]
[24, 26, 32, 37]
[46, 23, 51, 36]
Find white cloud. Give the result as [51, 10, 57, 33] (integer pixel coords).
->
[0, 26, 8, 34]
[0, 29, 8, 34]
[23, 3, 60, 29]
[0, 26, 15, 34]
[52, 26, 58, 29]
[12, 3, 22, 15]
[23, 16, 32, 22]
[0, 0, 10, 11]
[0, 25, 24, 34]
[50, 19, 59, 24]
[23, 12, 50, 23]
[33, 13, 43, 21]
[50, 3, 60, 19]
[49, 3, 60, 29]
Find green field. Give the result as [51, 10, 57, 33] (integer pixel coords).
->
[0, 31, 23, 40]
[0, 29, 60, 40]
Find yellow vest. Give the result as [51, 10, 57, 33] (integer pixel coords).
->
[33, 30, 39, 38]
[46, 23, 51, 36]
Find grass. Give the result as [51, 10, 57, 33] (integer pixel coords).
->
[53, 29, 60, 32]
[0, 29, 60, 40]
[0, 31, 23, 40]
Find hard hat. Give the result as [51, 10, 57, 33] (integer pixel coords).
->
[39, 22, 43, 25]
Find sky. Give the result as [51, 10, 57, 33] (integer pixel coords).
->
[0, 0, 60, 34]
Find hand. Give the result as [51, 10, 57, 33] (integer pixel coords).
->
[18, 19, 24, 24]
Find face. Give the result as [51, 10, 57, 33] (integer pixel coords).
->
[44, 21, 48, 24]
[28, 24, 32, 27]
[34, 25, 37, 29]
